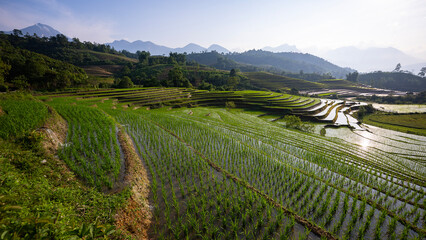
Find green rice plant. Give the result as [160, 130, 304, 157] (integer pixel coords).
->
[49, 104, 122, 189]
[0, 99, 48, 139]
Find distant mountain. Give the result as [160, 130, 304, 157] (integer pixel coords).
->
[323, 47, 422, 72]
[107, 40, 229, 55]
[207, 44, 230, 53]
[262, 44, 300, 53]
[174, 43, 206, 54]
[226, 50, 351, 78]
[3, 23, 63, 38]
[108, 40, 173, 55]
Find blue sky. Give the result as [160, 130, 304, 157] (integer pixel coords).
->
[1, 0, 425, 57]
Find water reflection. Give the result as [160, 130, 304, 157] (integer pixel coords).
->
[359, 137, 370, 149]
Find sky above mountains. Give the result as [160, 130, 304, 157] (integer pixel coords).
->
[1, 0, 425, 60]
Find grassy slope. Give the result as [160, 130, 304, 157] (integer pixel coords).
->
[317, 79, 357, 89]
[75, 49, 138, 63]
[243, 72, 324, 90]
[363, 113, 426, 136]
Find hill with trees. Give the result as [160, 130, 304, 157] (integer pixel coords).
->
[358, 71, 426, 92]
[226, 50, 352, 78]
[0, 37, 87, 91]
[187, 50, 351, 80]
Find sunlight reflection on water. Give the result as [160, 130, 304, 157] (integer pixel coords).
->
[359, 137, 370, 149]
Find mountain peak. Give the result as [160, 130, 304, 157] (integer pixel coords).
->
[17, 23, 62, 38]
[262, 44, 300, 53]
[207, 44, 230, 53]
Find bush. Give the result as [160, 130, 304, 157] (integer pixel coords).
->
[356, 104, 375, 120]
[283, 115, 314, 133]
[116, 76, 134, 88]
[225, 101, 236, 109]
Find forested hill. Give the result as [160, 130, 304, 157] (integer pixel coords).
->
[358, 71, 426, 92]
[227, 50, 352, 78]
[0, 33, 136, 66]
[187, 50, 352, 78]
[0, 37, 87, 91]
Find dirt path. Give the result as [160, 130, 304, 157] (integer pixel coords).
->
[114, 129, 152, 239]
[39, 106, 68, 155]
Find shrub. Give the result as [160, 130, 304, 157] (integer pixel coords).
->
[283, 115, 314, 133]
[225, 101, 236, 109]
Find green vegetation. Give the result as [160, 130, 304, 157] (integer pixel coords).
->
[37, 89, 425, 239]
[0, 32, 135, 66]
[0, 139, 128, 239]
[0, 94, 128, 239]
[242, 71, 322, 90]
[187, 50, 351, 78]
[1, 88, 425, 239]
[47, 101, 123, 189]
[364, 113, 426, 136]
[0, 94, 48, 139]
[0, 38, 87, 91]
[358, 71, 426, 92]
[282, 115, 315, 132]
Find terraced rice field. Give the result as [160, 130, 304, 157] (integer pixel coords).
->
[41, 88, 425, 239]
[43, 88, 366, 128]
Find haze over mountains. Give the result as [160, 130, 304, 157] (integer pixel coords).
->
[3, 23, 425, 74]
[321, 47, 425, 73]
[107, 40, 231, 55]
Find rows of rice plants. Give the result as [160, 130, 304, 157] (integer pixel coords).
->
[135, 108, 424, 239]
[48, 103, 122, 189]
[42, 89, 425, 239]
[113, 111, 322, 239]
[0, 99, 48, 139]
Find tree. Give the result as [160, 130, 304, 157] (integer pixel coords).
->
[167, 67, 191, 87]
[418, 67, 426, 77]
[346, 71, 359, 82]
[12, 29, 22, 36]
[393, 63, 401, 72]
[138, 51, 150, 64]
[117, 76, 134, 88]
[290, 88, 299, 95]
[227, 76, 239, 90]
[230, 69, 237, 77]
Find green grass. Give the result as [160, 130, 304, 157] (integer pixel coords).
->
[0, 139, 129, 239]
[364, 113, 426, 136]
[0, 95, 48, 139]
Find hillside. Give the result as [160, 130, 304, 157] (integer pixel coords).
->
[227, 50, 352, 78]
[243, 72, 323, 90]
[0, 37, 87, 91]
[187, 50, 352, 79]
[358, 71, 426, 92]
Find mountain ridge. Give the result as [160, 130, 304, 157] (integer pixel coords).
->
[107, 39, 230, 55]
